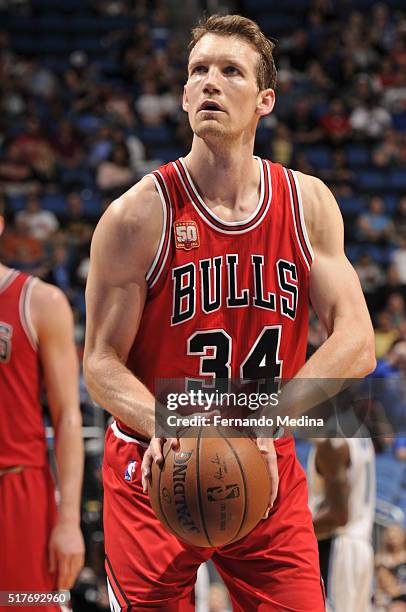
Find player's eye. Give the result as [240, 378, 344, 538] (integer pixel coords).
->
[224, 66, 240, 75]
[191, 65, 207, 74]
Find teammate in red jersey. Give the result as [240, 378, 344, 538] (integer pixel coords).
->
[0, 206, 85, 610]
[84, 14, 376, 611]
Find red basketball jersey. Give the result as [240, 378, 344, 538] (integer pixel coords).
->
[123, 157, 313, 435]
[0, 270, 47, 468]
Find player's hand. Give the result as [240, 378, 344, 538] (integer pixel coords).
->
[141, 437, 179, 493]
[255, 437, 279, 518]
[49, 520, 85, 590]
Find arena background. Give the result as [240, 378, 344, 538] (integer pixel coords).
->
[1, 0, 406, 609]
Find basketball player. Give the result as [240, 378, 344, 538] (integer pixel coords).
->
[0, 207, 85, 610]
[84, 14, 376, 611]
[308, 437, 376, 611]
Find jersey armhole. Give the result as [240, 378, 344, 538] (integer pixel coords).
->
[19, 276, 39, 351]
[145, 171, 173, 289]
[284, 168, 315, 271]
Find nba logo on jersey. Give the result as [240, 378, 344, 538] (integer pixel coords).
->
[174, 221, 200, 250]
[124, 460, 137, 481]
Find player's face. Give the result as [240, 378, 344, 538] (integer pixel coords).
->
[183, 34, 275, 142]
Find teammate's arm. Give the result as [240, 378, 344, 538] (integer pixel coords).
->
[312, 439, 350, 539]
[31, 282, 85, 590]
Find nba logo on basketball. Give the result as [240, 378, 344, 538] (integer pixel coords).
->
[124, 460, 137, 481]
[174, 221, 200, 250]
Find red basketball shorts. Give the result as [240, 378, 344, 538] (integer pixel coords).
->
[0, 466, 58, 612]
[103, 424, 325, 611]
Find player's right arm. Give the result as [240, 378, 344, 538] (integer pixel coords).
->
[312, 439, 350, 539]
[84, 177, 163, 439]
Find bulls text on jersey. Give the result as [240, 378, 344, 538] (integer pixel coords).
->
[171, 254, 298, 326]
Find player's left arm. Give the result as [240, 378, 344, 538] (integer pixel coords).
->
[298, 173, 376, 378]
[31, 281, 85, 590]
[312, 439, 351, 539]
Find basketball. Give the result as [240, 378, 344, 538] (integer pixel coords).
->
[148, 427, 271, 547]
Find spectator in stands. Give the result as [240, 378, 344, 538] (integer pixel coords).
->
[0, 215, 45, 272]
[44, 245, 73, 294]
[271, 123, 293, 167]
[15, 194, 59, 242]
[394, 197, 406, 243]
[288, 98, 322, 145]
[96, 144, 134, 199]
[13, 116, 53, 166]
[136, 80, 165, 126]
[61, 192, 94, 248]
[320, 149, 355, 194]
[376, 524, 406, 609]
[0, 141, 37, 196]
[320, 99, 352, 147]
[350, 91, 392, 141]
[393, 436, 406, 461]
[373, 129, 401, 168]
[355, 251, 385, 312]
[386, 293, 406, 328]
[374, 312, 400, 360]
[50, 119, 84, 169]
[357, 196, 394, 244]
[390, 237, 406, 291]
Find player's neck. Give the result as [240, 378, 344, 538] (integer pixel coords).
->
[0, 263, 11, 280]
[184, 138, 259, 206]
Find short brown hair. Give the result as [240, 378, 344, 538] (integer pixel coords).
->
[189, 14, 277, 91]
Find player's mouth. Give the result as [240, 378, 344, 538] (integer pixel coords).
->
[198, 100, 226, 113]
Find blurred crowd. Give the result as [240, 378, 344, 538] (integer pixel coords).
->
[2, 0, 406, 609]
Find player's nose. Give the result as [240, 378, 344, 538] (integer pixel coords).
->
[202, 67, 221, 94]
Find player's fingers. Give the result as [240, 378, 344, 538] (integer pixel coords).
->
[168, 437, 179, 451]
[150, 437, 165, 465]
[141, 449, 153, 492]
[56, 554, 71, 590]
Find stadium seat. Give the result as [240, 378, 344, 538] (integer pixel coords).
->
[357, 170, 387, 191]
[390, 170, 406, 191]
[346, 145, 370, 168]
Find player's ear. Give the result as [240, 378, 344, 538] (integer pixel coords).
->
[256, 88, 275, 117]
[182, 84, 189, 113]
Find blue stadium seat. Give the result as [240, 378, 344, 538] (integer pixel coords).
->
[303, 147, 332, 170]
[137, 126, 172, 146]
[7, 195, 27, 212]
[346, 145, 370, 168]
[357, 170, 387, 191]
[337, 196, 364, 216]
[392, 114, 406, 132]
[390, 170, 406, 191]
[41, 194, 66, 214]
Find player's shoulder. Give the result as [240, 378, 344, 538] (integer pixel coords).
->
[105, 175, 161, 230]
[30, 278, 73, 332]
[94, 174, 162, 249]
[294, 171, 335, 209]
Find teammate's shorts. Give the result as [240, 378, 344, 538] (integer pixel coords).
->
[0, 465, 58, 612]
[318, 534, 373, 612]
[103, 423, 325, 611]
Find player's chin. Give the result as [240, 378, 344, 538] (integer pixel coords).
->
[194, 123, 230, 140]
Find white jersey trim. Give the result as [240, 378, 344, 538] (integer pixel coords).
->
[283, 167, 312, 272]
[111, 420, 149, 448]
[291, 169, 315, 262]
[19, 276, 38, 351]
[0, 268, 18, 294]
[145, 172, 173, 289]
[173, 159, 272, 235]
